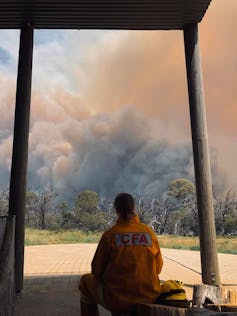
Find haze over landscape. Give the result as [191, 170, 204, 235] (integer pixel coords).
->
[0, 0, 236, 200]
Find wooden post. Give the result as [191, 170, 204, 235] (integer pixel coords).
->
[183, 23, 220, 285]
[9, 23, 34, 293]
[0, 216, 15, 316]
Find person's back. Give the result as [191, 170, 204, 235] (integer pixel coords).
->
[93, 213, 163, 311]
[79, 193, 163, 315]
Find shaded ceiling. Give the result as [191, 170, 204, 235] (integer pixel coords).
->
[0, 0, 212, 30]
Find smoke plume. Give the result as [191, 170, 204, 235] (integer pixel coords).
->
[0, 0, 236, 200]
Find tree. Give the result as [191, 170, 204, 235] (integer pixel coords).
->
[166, 178, 197, 235]
[25, 191, 38, 226]
[25, 189, 57, 229]
[136, 194, 176, 235]
[136, 195, 153, 225]
[75, 190, 99, 216]
[74, 190, 106, 231]
[214, 190, 237, 235]
[98, 198, 115, 227]
[167, 178, 195, 200]
[37, 189, 57, 229]
[151, 195, 177, 234]
[60, 202, 77, 229]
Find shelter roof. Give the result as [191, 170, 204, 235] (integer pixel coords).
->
[0, 0, 212, 30]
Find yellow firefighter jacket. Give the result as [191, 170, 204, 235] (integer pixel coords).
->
[91, 214, 163, 310]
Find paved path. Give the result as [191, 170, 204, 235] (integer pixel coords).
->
[23, 244, 237, 287]
[15, 244, 237, 316]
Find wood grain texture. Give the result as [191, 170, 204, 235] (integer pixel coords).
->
[0, 216, 15, 316]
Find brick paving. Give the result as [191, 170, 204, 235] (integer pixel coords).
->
[15, 244, 237, 316]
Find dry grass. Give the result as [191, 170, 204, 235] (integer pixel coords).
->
[25, 228, 102, 246]
[25, 228, 237, 254]
[158, 235, 200, 251]
[158, 235, 237, 254]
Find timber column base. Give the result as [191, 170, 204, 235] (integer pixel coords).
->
[192, 284, 237, 308]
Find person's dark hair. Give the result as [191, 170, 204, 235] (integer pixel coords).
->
[113, 193, 135, 221]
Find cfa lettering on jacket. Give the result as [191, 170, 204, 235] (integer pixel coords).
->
[115, 232, 152, 246]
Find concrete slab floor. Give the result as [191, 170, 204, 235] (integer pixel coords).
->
[15, 244, 237, 316]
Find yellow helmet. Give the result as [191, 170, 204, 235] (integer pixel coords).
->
[160, 280, 187, 301]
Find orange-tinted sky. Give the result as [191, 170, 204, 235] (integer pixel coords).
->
[78, 0, 237, 189]
[0, 0, 236, 197]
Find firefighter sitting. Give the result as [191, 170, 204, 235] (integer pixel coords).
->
[79, 192, 163, 315]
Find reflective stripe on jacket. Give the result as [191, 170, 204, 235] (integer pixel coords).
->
[91, 214, 163, 310]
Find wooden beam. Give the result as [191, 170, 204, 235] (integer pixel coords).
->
[8, 22, 33, 293]
[136, 303, 237, 315]
[183, 23, 220, 285]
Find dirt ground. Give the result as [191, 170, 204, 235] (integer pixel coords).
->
[15, 244, 237, 316]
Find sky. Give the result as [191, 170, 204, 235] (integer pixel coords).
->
[0, 0, 236, 200]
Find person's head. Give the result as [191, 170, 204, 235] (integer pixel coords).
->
[113, 193, 135, 221]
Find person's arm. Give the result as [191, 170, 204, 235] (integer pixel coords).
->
[153, 234, 163, 274]
[91, 233, 110, 282]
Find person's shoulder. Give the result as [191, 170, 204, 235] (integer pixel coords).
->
[101, 224, 117, 239]
[138, 221, 157, 237]
[138, 221, 153, 232]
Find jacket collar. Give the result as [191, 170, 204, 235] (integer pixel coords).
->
[116, 213, 140, 224]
